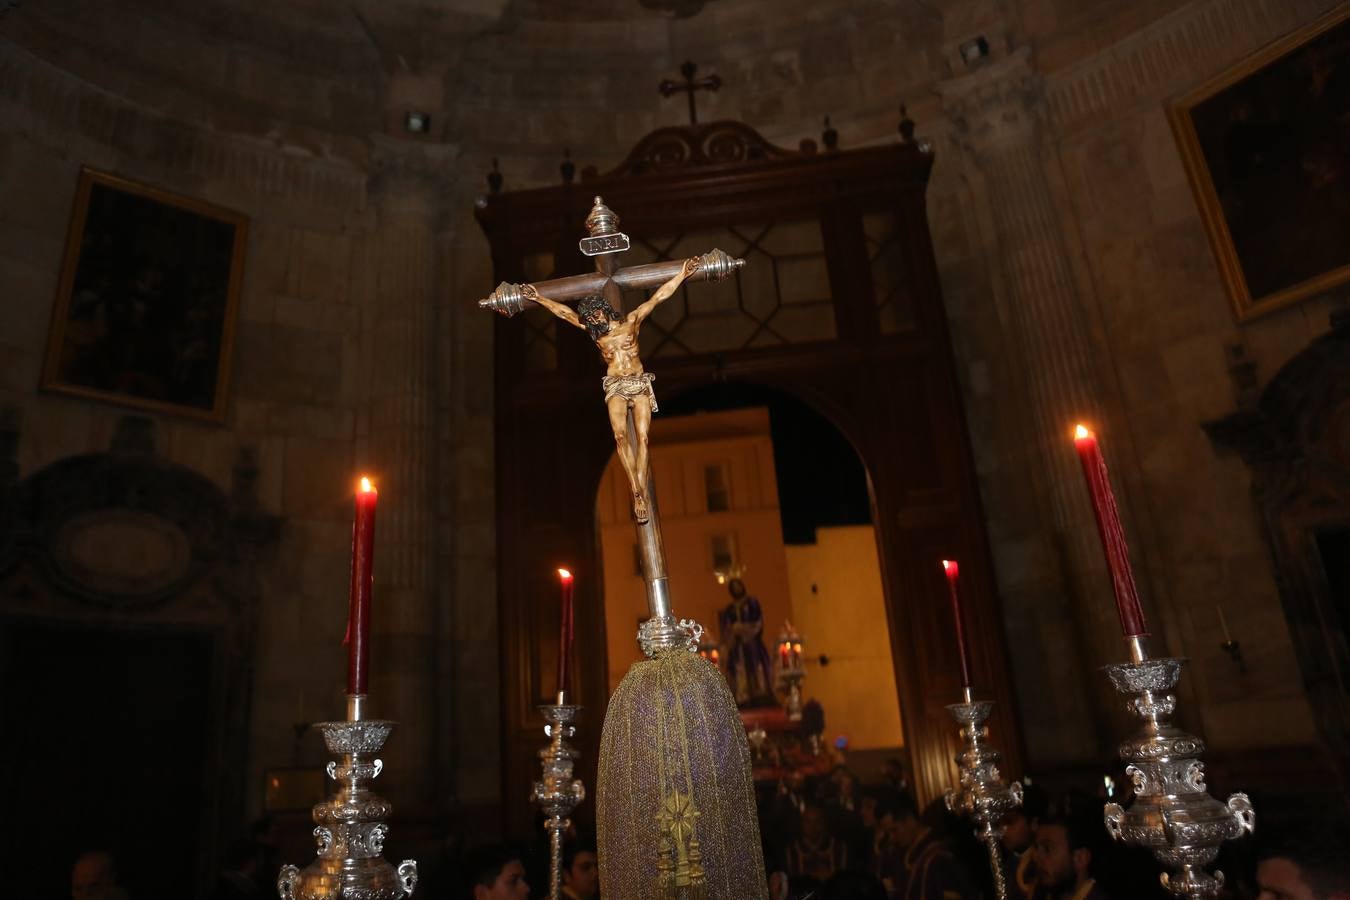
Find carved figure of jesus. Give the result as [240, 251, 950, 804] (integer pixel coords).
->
[523, 256, 701, 523]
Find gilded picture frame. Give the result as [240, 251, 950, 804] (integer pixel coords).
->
[41, 168, 248, 422]
[1168, 6, 1350, 321]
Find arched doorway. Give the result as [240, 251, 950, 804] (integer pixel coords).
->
[596, 385, 907, 768]
[476, 121, 1024, 837]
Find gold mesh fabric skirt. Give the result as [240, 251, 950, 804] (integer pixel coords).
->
[597, 651, 768, 899]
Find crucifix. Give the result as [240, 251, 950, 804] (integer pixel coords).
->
[478, 196, 767, 899]
[479, 196, 742, 525]
[478, 196, 742, 645]
[659, 60, 722, 125]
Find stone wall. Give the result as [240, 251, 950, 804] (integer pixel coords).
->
[0, 34, 500, 844]
[934, 0, 1341, 771]
[1040, 0, 1342, 753]
[785, 526, 907, 753]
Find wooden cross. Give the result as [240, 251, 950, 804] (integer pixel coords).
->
[476, 195, 741, 320]
[659, 61, 722, 125]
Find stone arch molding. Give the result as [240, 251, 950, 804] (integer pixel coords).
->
[0, 416, 280, 610]
[7, 449, 225, 609]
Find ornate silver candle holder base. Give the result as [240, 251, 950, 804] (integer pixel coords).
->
[1102, 657, 1255, 899]
[278, 697, 418, 899]
[944, 698, 1022, 900]
[532, 700, 586, 900]
[637, 615, 703, 658]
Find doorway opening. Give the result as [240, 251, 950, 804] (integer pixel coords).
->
[595, 383, 906, 766]
[3, 618, 214, 900]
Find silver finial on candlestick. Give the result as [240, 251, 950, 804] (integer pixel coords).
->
[1102, 649, 1255, 899]
[532, 698, 586, 900]
[944, 692, 1023, 900]
[277, 695, 418, 899]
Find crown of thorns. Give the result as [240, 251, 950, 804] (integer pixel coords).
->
[577, 296, 618, 319]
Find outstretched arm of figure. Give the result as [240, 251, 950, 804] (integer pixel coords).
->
[521, 285, 584, 330]
[630, 257, 701, 324]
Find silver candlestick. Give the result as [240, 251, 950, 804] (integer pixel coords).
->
[776, 626, 806, 722]
[278, 695, 418, 899]
[779, 670, 805, 721]
[944, 690, 1023, 900]
[532, 697, 586, 900]
[1102, 647, 1255, 899]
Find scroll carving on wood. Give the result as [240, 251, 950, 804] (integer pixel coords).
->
[585, 121, 802, 180]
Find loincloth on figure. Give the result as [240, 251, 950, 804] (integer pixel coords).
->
[602, 372, 658, 413]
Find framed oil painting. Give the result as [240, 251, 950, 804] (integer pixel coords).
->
[1169, 6, 1350, 321]
[41, 168, 248, 421]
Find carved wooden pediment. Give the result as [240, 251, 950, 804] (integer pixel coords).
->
[584, 120, 803, 180]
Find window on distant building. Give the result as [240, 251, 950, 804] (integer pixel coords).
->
[710, 533, 738, 572]
[705, 462, 730, 512]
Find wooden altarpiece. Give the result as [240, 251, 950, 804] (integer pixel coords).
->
[475, 121, 1023, 836]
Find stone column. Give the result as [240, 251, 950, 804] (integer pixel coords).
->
[361, 136, 456, 811]
[939, 48, 1145, 755]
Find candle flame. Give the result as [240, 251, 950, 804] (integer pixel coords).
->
[1073, 424, 1093, 441]
[358, 476, 376, 494]
[557, 567, 573, 581]
[941, 559, 959, 578]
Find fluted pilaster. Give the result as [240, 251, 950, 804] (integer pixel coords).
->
[940, 48, 1149, 753]
[361, 136, 458, 810]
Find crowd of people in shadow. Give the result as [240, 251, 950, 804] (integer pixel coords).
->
[62, 762, 1350, 900]
[402, 760, 1350, 900]
[423, 761, 1350, 900]
[750, 762, 1350, 900]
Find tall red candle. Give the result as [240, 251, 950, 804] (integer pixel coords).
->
[941, 559, 973, 689]
[1073, 425, 1148, 637]
[346, 477, 378, 695]
[556, 568, 574, 699]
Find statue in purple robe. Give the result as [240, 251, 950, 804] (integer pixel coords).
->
[718, 577, 776, 705]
